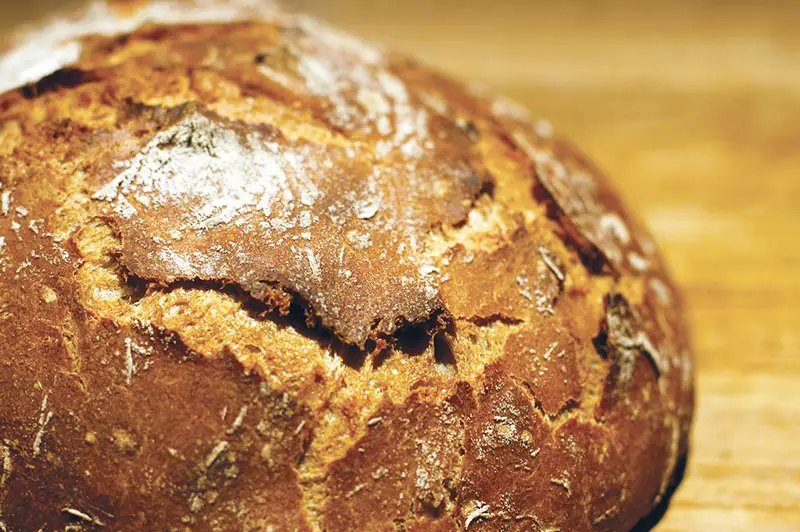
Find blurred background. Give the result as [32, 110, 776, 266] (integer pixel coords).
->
[2, 0, 799, 530]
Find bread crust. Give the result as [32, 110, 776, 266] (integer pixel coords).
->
[0, 2, 693, 530]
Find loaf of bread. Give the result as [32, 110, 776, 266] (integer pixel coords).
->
[0, 1, 694, 530]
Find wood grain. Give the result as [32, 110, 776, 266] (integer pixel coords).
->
[1, 1, 798, 529]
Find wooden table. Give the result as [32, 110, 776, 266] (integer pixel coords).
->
[2, 1, 799, 530]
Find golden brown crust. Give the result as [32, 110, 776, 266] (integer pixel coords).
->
[0, 2, 694, 531]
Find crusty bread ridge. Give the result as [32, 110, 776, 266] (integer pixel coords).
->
[0, 1, 694, 530]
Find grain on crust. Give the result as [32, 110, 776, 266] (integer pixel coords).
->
[0, 2, 694, 531]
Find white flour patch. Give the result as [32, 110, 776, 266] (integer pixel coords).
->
[94, 111, 293, 232]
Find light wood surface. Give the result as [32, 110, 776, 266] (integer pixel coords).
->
[2, 1, 799, 530]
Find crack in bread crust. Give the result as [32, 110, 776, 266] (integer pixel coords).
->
[0, 3, 694, 531]
[91, 101, 484, 347]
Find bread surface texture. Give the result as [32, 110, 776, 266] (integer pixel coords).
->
[0, 1, 694, 530]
